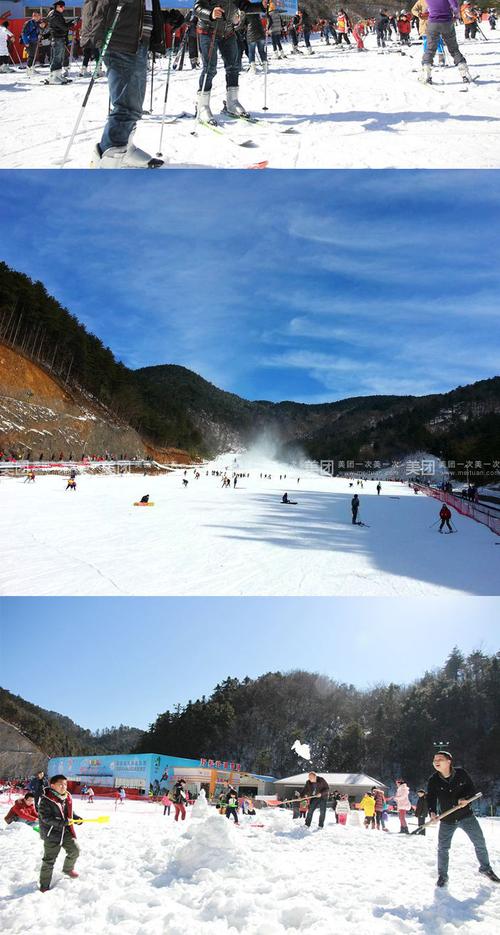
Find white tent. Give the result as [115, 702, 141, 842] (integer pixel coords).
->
[274, 772, 385, 800]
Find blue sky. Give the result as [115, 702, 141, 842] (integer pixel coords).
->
[2, 170, 500, 403]
[1, 597, 498, 731]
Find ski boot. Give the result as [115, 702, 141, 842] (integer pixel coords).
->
[306, 47, 315, 55]
[196, 90, 217, 125]
[248, 62, 257, 74]
[458, 62, 472, 83]
[80, 64, 89, 77]
[419, 64, 432, 84]
[225, 86, 249, 117]
[0, 63, 15, 73]
[91, 134, 164, 169]
[49, 69, 71, 84]
[436, 875, 448, 888]
[438, 53, 446, 67]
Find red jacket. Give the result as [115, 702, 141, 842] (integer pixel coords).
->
[4, 797, 38, 824]
[440, 505, 451, 520]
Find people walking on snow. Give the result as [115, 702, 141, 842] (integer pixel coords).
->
[439, 503, 453, 532]
[394, 778, 411, 833]
[81, 0, 185, 168]
[420, 0, 471, 84]
[301, 771, 330, 828]
[427, 750, 500, 887]
[194, 0, 268, 125]
[351, 493, 360, 524]
[38, 774, 82, 892]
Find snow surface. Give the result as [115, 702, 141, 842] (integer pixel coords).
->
[1, 453, 498, 596]
[1, 796, 499, 934]
[1, 29, 500, 169]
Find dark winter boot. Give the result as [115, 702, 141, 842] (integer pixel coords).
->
[436, 875, 448, 887]
[479, 868, 500, 883]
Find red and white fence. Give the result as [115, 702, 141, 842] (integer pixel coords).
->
[413, 484, 500, 536]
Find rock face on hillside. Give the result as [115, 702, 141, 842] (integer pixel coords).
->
[0, 718, 47, 778]
[0, 345, 194, 464]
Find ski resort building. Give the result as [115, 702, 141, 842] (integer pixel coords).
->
[274, 773, 386, 802]
[48, 753, 275, 800]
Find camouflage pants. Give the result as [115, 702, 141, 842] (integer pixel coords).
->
[40, 831, 79, 889]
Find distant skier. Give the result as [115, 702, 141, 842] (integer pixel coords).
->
[66, 477, 77, 491]
[438, 503, 452, 533]
[282, 492, 297, 504]
[427, 750, 500, 887]
[182, 478, 189, 487]
[376, 482, 381, 495]
[351, 494, 360, 524]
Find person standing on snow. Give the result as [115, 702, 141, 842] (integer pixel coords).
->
[38, 775, 82, 892]
[29, 770, 48, 810]
[415, 789, 429, 835]
[420, 0, 471, 83]
[223, 783, 239, 823]
[193, 0, 268, 124]
[351, 493, 360, 524]
[427, 750, 500, 887]
[411, 0, 446, 67]
[268, 6, 285, 58]
[0, 20, 15, 72]
[21, 11, 42, 74]
[81, 1, 185, 168]
[47, 2, 71, 85]
[301, 771, 330, 829]
[394, 778, 411, 833]
[172, 778, 188, 821]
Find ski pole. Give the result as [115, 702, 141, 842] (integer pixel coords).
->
[149, 52, 155, 113]
[156, 35, 176, 157]
[263, 16, 269, 110]
[429, 519, 440, 529]
[173, 25, 189, 71]
[476, 24, 488, 41]
[61, 1, 127, 168]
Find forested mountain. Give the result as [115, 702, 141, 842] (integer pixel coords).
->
[2, 261, 499, 470]
[135, 650, 500, 790]
[0, 687, 142, 759]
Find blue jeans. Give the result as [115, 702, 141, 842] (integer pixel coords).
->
[101, 41, 148, 151]
[438, 816, 491, 877]
[198, 31, 239, 91]
[248, 39, 267, 64]
[305, 798, 327, 828]
[50, 37, 66, 73]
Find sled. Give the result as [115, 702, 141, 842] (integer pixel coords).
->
[133, 502, 155, 507]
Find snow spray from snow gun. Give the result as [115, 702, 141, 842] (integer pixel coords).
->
[61, 1, 128, 167]
[410, 793, 482, 835]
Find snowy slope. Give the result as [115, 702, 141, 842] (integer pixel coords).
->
[0, 29, 499, 169]
[1, 797, 499, 934]
[1, 454, 497, 596]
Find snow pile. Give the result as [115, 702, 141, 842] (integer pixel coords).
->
[1, 798, 499, 934]
[190, 789, 210, 819]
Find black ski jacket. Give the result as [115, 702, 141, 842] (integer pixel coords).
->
[81, 0, 184, 56]
[47, 9, 69, 39]
[38, 790, 82, 845]
[195, 0, 266, 40]
[301, 776, 330, 799]
[415, 796, 429, 819]
[426, 767, 476, 824]
[240, 9, 265, 42]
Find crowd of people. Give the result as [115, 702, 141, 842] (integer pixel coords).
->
[0, 3, 495, 166]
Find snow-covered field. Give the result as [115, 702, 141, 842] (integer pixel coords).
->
[1, 454, 498, 596]
[1, 796, 499, 934]
[1, 29, 499, 169]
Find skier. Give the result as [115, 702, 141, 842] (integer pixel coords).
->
[415, 789, 429, 835]
[397, 10, 412, 43]
[411, 0, 447, 68]
[427, 750, 500, 887]
[376, 9, 390, 47]
[244, 6, 268, 72]
[38, 775, 82, 892]
[21, 10, 42, 74]
[81, 0, 185, 167]
[438, 503, 453, 532]
[46, 2, 71, 85]
[4, 792, 38, 825]
[301, 771, 330, 829]
[268, 6, 285, 58]
[420, 0, 471, 84]
[460, 2, 478, 39]
[66, 477, 77, 491]
[351, 493, 360, 524]
[394, 778, 411, 832]
[300, 7, 314, 53]
[336, 8, 351, 44]
[0, 19, 15, 72]
[194, 0, 268, 125]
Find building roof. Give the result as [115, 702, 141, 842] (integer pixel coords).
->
[274, 772, 385, 787]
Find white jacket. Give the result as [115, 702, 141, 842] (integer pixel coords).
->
[0, 26, 14, 56]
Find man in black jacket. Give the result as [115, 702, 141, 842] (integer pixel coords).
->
[47, 1, 70, 84]
[81, 0, 184, 167]
[301, 771, 329, 828]
[29, 770, 48, 809]
[38, 775, 82, 892]
[194, 0, 267, 124]
[427, 751, 499, 887]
